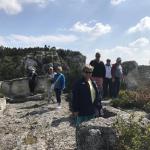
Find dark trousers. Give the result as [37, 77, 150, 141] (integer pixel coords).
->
[54, 89, 62, 104]
[29, 80, 36, 93]
[103, 78, 112, 98]
[112, 78, 120, 98]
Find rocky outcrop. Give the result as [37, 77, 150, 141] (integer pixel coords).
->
[76, 117, 117, 150]
[76, 106, 150, 150]
[0, 96, 76, 150]
[1, 76, 48, 98]
[123, 61, 150, 90]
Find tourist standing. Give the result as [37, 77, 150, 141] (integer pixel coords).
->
[47, 66, 56, 103]
[72, 64, 102, 126]
[103, 59, 112, 99]
[28, 67, 38, 96]
[111, 57, 123, 98]
[90, 52, 106, 93]
[53, 66, 65, 109]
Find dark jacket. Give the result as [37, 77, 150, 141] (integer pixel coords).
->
[90, 60, 106, 78]
[72, 77, 102, 116]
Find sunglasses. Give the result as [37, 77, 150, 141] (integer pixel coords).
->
[84, 71, 92, 74]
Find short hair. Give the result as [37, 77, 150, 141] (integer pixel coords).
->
[106, 59, 111, 62]
[82, 64, 93, 72]
[95, 52, 101, 57]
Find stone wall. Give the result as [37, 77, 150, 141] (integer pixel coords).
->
[1, 76, 48, 97]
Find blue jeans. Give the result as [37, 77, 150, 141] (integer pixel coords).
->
[54, 89, 62, 104]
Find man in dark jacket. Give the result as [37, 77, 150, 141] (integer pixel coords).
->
[28, 67, 38, 96]
[72, 64, 102, 126]
[90, 52, 106, 93]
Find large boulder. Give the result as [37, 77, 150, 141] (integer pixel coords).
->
[123, 61, 150, 89]
[76, 117, 117, 150]
[1, 76, 48, 98]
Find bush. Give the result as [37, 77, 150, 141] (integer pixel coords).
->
[111, 90, 150, 111]
[143, 102, 150, 113]
[113, 115, 150, 150]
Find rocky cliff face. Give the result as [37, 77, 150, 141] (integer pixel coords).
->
[122, 61, 150, 90]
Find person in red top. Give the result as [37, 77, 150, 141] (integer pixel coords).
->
[111, 57, 124, 98]
[90, 52, 106, 93]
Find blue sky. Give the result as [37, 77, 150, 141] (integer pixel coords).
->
[0, 0, 150, 65]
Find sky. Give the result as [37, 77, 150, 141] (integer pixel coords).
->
[0, 0, 150, 65]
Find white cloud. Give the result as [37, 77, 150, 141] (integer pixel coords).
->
[1, 34, 77, 47]
[0, 0, 22, 15]
[0, 0, 52, 15]
[129, 37, 149, 47]
[71, 21, 111, 38]
[0, 36, 6, 45]
[86, 37, 150, 65]
[110, 0, 126, 6]
[128, 16, 150, 34]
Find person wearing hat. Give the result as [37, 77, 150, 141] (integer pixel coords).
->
[103, 59, 112, 99]
[72, 64, 102, 126]
[111, 57, 123, 98]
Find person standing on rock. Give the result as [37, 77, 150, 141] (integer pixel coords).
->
[90, 52, 106, 95]
[28, 67, 38, 96]
[103, 59, 112, 99]
[72, 64, 102, 126]
[52, 66, 65, 109]
[111, 57, 124, 98]
[47, 66, 56, 103]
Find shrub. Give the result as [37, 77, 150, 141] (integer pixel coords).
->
[143, 102, 150, 113]
[113, 115, 150, 150]
[111, 89, 150, 111]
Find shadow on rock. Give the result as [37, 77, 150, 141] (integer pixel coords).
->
[51, 116, 76, 127]
[20, 109, 49, 118]
[19, 103, 46, 109]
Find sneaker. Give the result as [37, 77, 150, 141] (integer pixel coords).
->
[56, 104, 61, 109]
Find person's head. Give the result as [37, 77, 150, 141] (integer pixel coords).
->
[82, 64, 93, 80]
[56, 66, 62, 73]
[106, 59, 111, 65]
[116, 57, 122, 64]
[48, 67, 53, 74]
[95, 52, 101, 61]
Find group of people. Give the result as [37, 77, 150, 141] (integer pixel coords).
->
[72, 52, 124, 126]
[90, 52, 124, 99]
[27, 65, 65, 109]
[27, 52, 124, 126]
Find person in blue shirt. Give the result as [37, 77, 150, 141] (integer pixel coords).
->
[53, 66, 65, 108]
